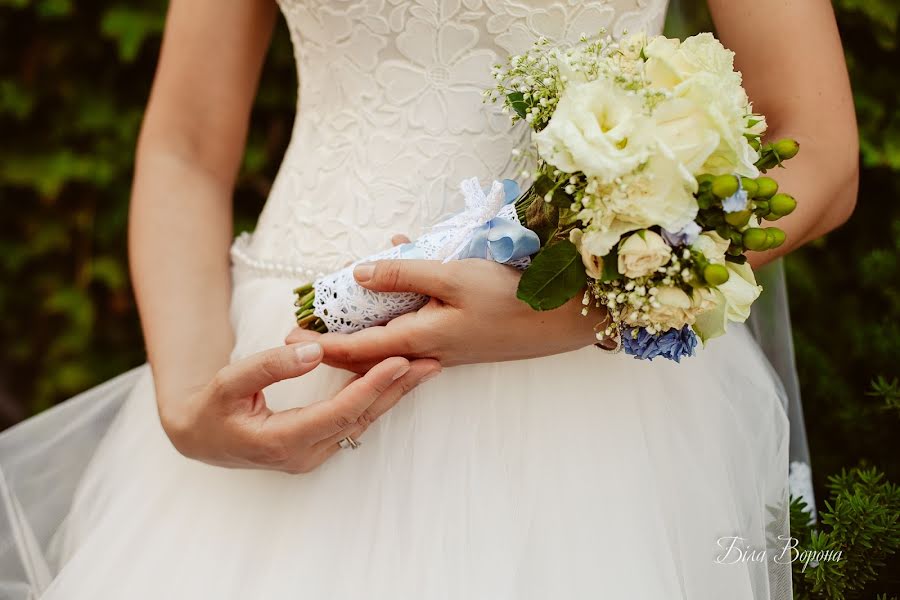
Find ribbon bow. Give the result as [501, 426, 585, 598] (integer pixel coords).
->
[430, 177, 540, 264]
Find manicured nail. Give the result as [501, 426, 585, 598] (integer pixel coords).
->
[391, 364, 411, 380]
[354, 263, 375, 282]
[419, 370, 441, 383]
[295, 343, 322, 364]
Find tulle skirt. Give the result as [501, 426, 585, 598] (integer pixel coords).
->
[1, 269, 792, 599]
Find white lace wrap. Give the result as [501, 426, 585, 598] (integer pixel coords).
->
[312, 178, 531, 333]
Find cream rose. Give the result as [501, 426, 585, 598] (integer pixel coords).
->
[692, 262, 762, 342]
[646, 286, 694, 330]
[569, 229, 605, 279]
[668, 74, 760, 178]
[644, 33, 739, 90]
[644, 33, 762, 178]
[652, 96, 721, 176]
[690, 231, 730, 264]
[617, 230, 672, 278]
[717, 262, 762, 322]
[533, 79, 652, 182]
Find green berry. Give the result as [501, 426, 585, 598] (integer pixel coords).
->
[740, 177, 758, 197]
[703, 263, 730, 286]
[725, 210, 752, 227]
[768, 193, 797, 217]
[711, 174, 740, 199]
[755, 177, 778, 199]
[767, 227, 786, 248]
[773, 139, 800, 160]
[742, 228, 769, 251]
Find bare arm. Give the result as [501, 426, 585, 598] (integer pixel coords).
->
[708, 0, 859, 267]
[129, 0, 276, 407]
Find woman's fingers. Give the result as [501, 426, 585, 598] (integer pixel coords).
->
[279, 357, 411, 442]
[391, 234, 411, 246]
[352, 259, 461, 301]
[307, 312, 431, 372]
[310, 358, 441, 453]
[284, 327, 321, 346]
[213, 343, 324, 402]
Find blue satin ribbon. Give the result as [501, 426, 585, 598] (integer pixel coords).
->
[395, 179, 540, 264]
[457, 179, 540, 263]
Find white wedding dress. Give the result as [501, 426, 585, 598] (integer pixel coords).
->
[0, 0, 794, 598]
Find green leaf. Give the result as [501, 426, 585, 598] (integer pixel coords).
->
[531, 173, 573, 207]
[524, 196, 559, 245]
[600, 246, 621, 281]
[516, 240, 586, 311]
[506, 91, 528, 119]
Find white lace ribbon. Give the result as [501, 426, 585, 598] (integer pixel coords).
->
[312, 178, 535, 333]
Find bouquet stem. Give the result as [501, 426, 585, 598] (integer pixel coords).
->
[293, 283, 327, 332]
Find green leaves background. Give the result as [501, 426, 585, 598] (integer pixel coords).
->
[0, 0, 296, 422]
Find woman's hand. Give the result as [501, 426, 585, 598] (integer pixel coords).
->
[159, 342, 440, 473]
[285, 259, 606, 373]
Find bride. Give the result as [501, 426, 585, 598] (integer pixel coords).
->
[0, 0, 857, 597]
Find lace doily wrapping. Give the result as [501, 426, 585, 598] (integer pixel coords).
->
[312, 181, 533, 333]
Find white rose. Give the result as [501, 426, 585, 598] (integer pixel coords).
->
[690, 231, 730, 264]
[692, 289, 728, 342]
[670, 74, 760, 177]
[644, 33, 739, 90]
[646, 286, 694, 330]
[652, 96, 721, 176]
[717, 262, 762, 322]
[533, 79, 652, 182]
[644, 34, 762, 178]
[613, 156, 699, 231]
[569, 229, 605, 279]
[575, 156, 699, 257]
[690, 264, 761, 341]
[617, 230, 672, 278]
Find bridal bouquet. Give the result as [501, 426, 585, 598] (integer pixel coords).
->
[293, 31, 800, 362]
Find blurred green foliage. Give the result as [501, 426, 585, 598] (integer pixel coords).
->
[0, 0, 296, 422]
[0, 0, 899, 592]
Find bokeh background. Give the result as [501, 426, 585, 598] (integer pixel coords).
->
[1, 0, 898, 596]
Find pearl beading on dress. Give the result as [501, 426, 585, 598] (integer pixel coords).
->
[229, 233, 326, 282]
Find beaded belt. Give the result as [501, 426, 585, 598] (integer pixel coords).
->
[229, 232, 327, 282]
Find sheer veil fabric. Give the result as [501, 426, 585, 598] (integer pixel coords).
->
[1, 0, 803, 597]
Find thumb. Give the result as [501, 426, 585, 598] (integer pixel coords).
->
[352, 259, 459, 300]
[215, 343, 323, 401]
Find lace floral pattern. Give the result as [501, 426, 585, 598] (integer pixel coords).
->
[239, 0, 670, 279]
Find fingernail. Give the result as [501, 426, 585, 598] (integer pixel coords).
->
[391, 364, 411, 380]
[295, 343, 322, 363]
[419, 370, 441, 383]
[354, 263, 375, 282]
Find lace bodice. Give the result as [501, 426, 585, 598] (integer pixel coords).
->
[237, 0, 669, 277]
